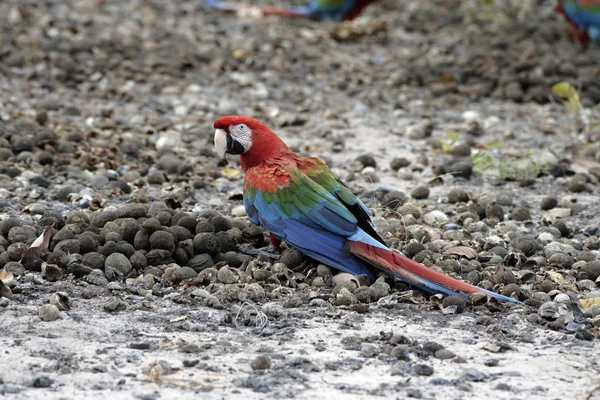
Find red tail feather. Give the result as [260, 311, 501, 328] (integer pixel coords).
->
[349, 241, 489, 295]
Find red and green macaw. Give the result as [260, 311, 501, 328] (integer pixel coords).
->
[213, 116, 521, 303]
[203, 0, 378, 21]
[556, 0, 600, 43]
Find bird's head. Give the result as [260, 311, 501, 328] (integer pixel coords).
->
[213, 116, 289, 170]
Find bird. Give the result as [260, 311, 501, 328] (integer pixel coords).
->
[556, 0, 600, 43]
[213, 116, 522, 304]
[202, 0, 378, 21]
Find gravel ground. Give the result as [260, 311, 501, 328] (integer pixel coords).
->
[1, 0, 600, 399]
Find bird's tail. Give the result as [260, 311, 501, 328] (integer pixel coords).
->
[348, 240, 522, 304]
[202, 0, 312, 17]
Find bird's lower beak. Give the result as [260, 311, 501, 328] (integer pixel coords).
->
[214, 129, 228, 160]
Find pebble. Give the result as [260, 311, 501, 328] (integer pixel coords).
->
[582, 262, 600, 281]
[413, 364, 434, 376]
[382, 191, 406, 209]
[217, 266, 238, 284]
[38, 304, 60, 322]
[406, 121, 433, 140]
[149, 231, 176, 254]
[390, 158, 410, 170]
[510, 206, 531, 221]
[105, 253, 132, 275]
[103, 297, 126, 312]
[251, 355, 272, 370]
[193, 233, 221, 256]
[411, 185, 430, 200]
[434, 349, 456, 360]
[447, 189, 469, 204]
[540, 196, 558, 210]
[442, 296, 466, 314]
[171, 267, 197, 284]
[355, 154, 377, 168]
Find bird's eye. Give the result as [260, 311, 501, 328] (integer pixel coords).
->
[238, 124, 247, 131]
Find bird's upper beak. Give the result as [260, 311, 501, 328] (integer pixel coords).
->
[214, 129, 228, 160]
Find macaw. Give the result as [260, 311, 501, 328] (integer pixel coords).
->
[556, 0, 600, 43]
[203, 0, 378, 21]
[213, 116, 522, 304]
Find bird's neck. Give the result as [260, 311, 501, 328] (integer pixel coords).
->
[240, 131, 292, 171]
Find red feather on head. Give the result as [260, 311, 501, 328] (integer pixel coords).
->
[213, 116, 290, 171]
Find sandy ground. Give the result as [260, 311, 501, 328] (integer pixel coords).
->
[2, 296, 600, 400]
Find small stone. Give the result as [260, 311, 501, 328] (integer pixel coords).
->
[452, 143, 471, 157]
[38, 304, 60, 322]
[142, 218, 162, 233]
[217, 266, 237, 284]
[219, 251, 250, 269]
[411, 185, 430, 200]
[317, 264, 333, 277]
[356, 154, 377, 168]
[390, 158, 410, 170]
[485, 204, 504, 221]
[434, 349, 456, 360]
[548, 253, 574, 269]
[211, 215, 232, 232]
[31, 375, 54, 388]
[251, 355, 271, 370]
[193, 233, 221, 256]
[496, 270, 517, 285]
[187, 254, 214, 272]
[195, 218, 215, 233]
[280, 248, 304, 269]
[370, 279, 390, 300]
[334, 288, 357, 306]
[103, 297, 126, 312]
[447, 189, 469, 204]
[4, 261, 25, 277]
[391, 346, 411, 360]
[413, 364, 434, 376]
[149, 231, 176, 254]
[568, 176, 587, 193]
[183, 359, 200, 368]
[172, 267, 197, 284]
[582, 262, 600, 281]
[540, 196, 558, 210]
[510, 206, 531, 221]
[442, 296, 466, 313]
[360, 343, 379, 358]
[105, 253, 132, 275]
[500, 283, 521, 298]
[86, 269, 109, 286]
[512, 236, 540, 257]
[382, 191, 406, 210]
[82, 252, 105, 270]
[406, 121, 433, 140]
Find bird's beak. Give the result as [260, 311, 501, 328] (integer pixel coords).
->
[214, 129, 228, 160]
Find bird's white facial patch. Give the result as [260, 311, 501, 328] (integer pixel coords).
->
[214, 128, 228, 159]
[229, 124, 252, 153]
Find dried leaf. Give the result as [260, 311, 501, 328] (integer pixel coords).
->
[220, 166, 242, 180]
[170, 316, 187, 323]
[0, 269, 14, 284]
[20, 225, 53, 262]
[547, 271, 564, 285]
[552, 81, 579, 102]
[579, 297, 600, 309]
[443, 246, 478, 259]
